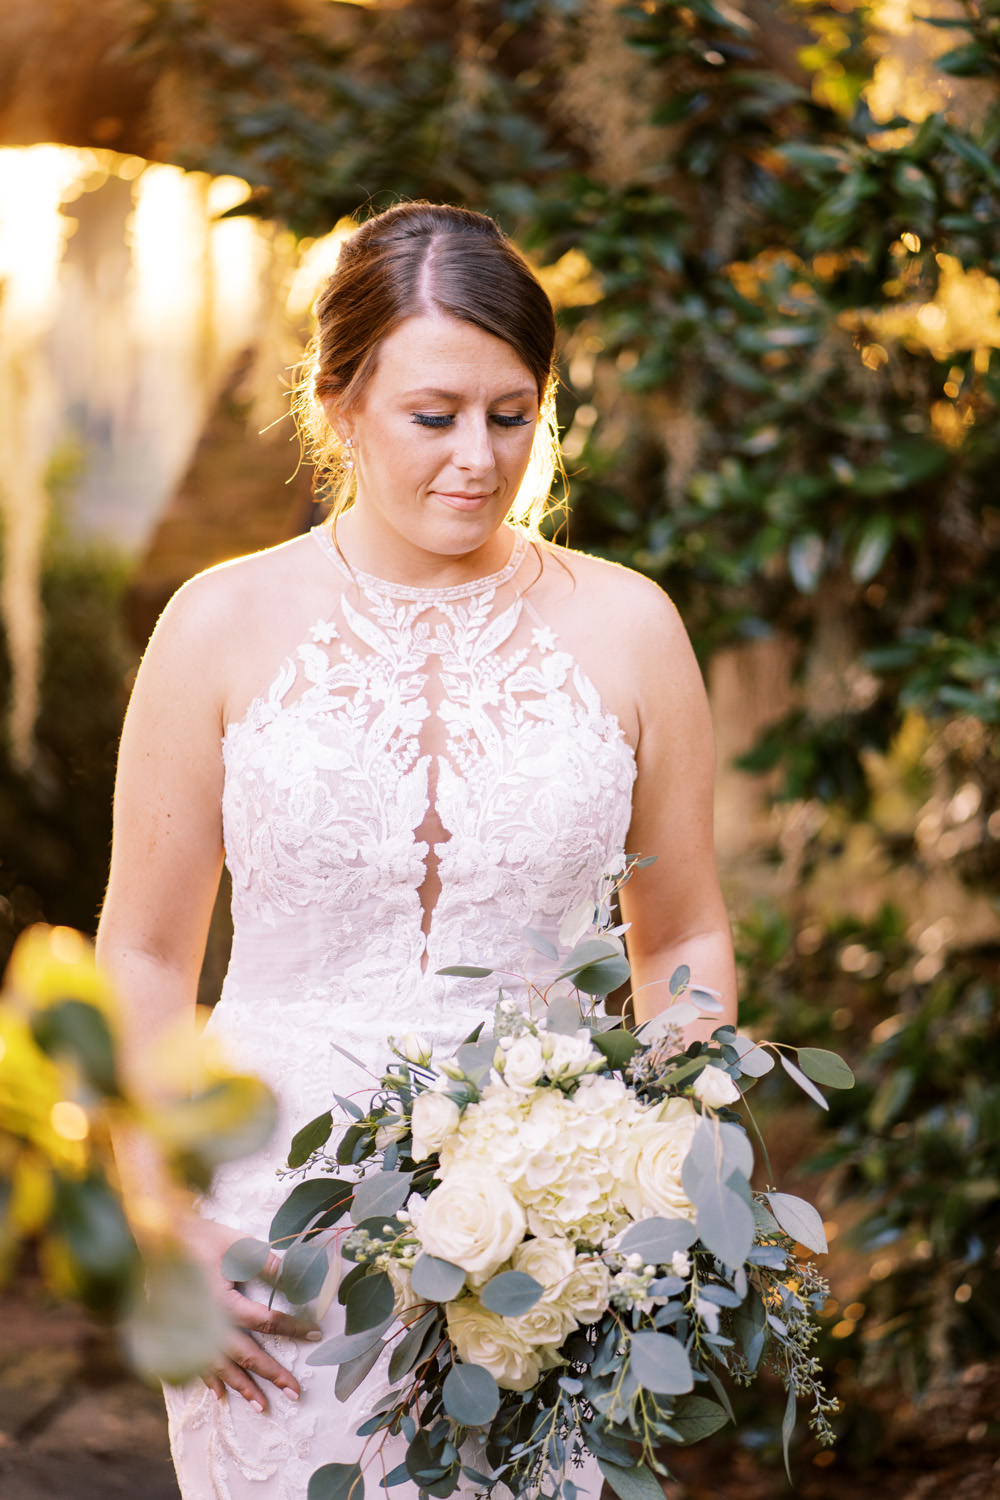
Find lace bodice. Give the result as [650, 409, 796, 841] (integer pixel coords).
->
[168, 526, 632, 1499]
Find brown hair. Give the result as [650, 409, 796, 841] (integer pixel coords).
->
[296, 202, 562, 533]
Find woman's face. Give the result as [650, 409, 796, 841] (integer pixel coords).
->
[330, 314, 540, 576]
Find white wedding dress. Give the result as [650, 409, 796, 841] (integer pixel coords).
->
[164, 526, 637, 1499]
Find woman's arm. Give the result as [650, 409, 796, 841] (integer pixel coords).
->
[617, 583, 737, 1043]
[97, 574, 317, 1411]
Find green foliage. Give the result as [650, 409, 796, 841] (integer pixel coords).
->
[0, 532, 132, 968]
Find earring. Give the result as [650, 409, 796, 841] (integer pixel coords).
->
[342, 436, 354, 473]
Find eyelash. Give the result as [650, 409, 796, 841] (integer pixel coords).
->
[411, 413, 530, 429]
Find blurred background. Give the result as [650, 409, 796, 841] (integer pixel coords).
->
[0, 1, 997, 1496]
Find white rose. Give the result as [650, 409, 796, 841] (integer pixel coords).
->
[511, 1236, 577, 1302]
[542, 1030, 599, 1082]
[502, 1034, 547, 1089]
[509, 1301, 576, 1350]
[375, 1117, 408, 1150]
[671, 1250, 691, 1279]
[621, 1099, 699, 1222]
[691, 1065, 741, 1109]
[410, 1092, 461, 1161]
[417, 1170, 526, 1280]
[385, 1259, 421, 1318]
[400, 1033, 432, 1066]
[446, 1300, 542, 1392]
[562, 1255, 611, 1324]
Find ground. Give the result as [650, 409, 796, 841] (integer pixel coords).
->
[2, 1282, 998, 1500]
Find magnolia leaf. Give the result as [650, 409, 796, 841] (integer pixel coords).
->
[335, 1338, 386, 1401]
[669, 964, 690, 996]
[436, 966, 494, 978]
[597, 1461, 667, 1500]
[764, 1192, 828, 1255]
[617, 1217, 697, 1263]
[307, 1320, 392, 1366]
[729, 1035, 775, 1078]
[669, 1395, 731, 1444]
[780, 1053, 829, 1110]
[270, 1178, 353, 1247]
[411, 1253, 466, 1302]
[307, 1462, 365, 1500]
[345, 1270, 395, 1334]
[479, 1271, 543, 1316]
[628, 1330, 694, 1395]
[590, 1028, 641, 1068]
[351, 1171, 412, 1224]
[797, 1048, 855, 1090]
[287, 1111, 334, 1168]
[442, 1363, 501, 1425]
[280, 1239, 330, 1303]
[220, 1237, 271, 1284]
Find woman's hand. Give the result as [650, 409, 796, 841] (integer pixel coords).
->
[183, 1216, 322, 1412]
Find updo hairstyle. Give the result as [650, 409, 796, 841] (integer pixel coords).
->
[297, 202, 562, 534]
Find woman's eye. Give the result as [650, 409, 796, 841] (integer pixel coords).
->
[412, 413, 453, 428]
[492, 413, 530, 428]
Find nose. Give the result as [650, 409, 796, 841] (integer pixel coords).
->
[453, 413, 496, 475]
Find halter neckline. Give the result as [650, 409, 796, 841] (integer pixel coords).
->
[311, 524, 529, 601]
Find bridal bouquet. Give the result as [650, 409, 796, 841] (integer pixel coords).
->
[230, 865, 852, 1500]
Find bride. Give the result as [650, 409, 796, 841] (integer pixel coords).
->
[97, 202, 736, 1499]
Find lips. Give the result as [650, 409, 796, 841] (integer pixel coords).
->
[434, 491, 495, 510]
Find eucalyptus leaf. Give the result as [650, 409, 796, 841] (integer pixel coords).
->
[617, 1217, 697, 1263]
[523, 927, 559, 960]
[729, 1035, 775, 1078]
[479, 1271, 543, 1316]
[307, 1462, 365, 1500]
[547, 993, 586, 1035]
[637, 1001, 700, 1036]
[335, 1337, 386, 1400]
[781, 1380, 797, 1483]
[669, 964, 690, 996]
[442, 1363, 501, 1425]
[345, 1270, 395, 1334]
[351, 1171, 412, 1224]
[574, 954, 632, 995]
[797, 1047, 855, 1090]
[388, 1309, 438, 1383]
[220, 1237, 272, 1284]
[628, 1330, 694, 1394]
[690, 988, 724, 1014]
[307, 1320, 392, 1366]
[764, 1192, 828, 1255]
[269, 1178, 353, 1247]
[280, 1239, 330, 1304]
[436, 966, 494, 978]
[411, 1253, 467, 1302]
[780, 1053, 829, 1110]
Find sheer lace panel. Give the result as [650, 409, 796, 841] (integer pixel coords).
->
[221, 526, 636, 990]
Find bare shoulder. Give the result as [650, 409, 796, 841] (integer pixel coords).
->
[538, 541, 687, 647]
[156, 534, 313, 637]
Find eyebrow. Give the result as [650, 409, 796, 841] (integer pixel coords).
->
[399, 387, 537, 403]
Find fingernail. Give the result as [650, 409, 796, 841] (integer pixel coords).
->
[251, 1400, 265, 1414]
[306, 1330, 323, 1342]
[210, 1389, 221, 1402]
[283, 1388, 300, 1402]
